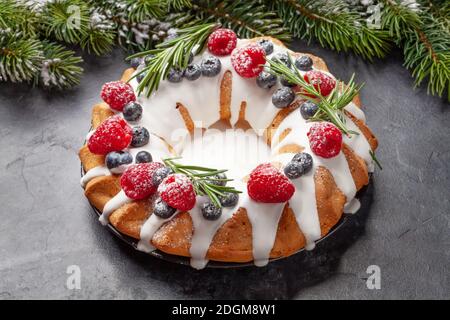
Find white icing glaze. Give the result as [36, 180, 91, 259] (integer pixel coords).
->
[344, 198, 361, 214]
[137, 210, 179, 253]
[91, 38, 376, 268]
[80, 166, 110, 187]
[99, 190, 131, 226]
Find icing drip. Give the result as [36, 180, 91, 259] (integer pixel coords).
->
[345, 102, 366, 122]
[137, 210, 179, 253]
[99, 190, 131, 225]
[80, 166, 110, 187]
[243, 195, 285, 266]
[344, 198, 361, 214]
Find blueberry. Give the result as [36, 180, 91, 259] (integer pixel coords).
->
[183, 63, 201, 81]
[280, 77, 295, 87]
[284, 161, 304, 179]
[130, 57, 143, 69]
[271, 53, 291, 67]
[295, 55, 313, 71]
[131, 126, 150, 147]
[152, 167, 172, 186]
[135, 151, 152, 163]
[291, 152, 313, 174]
[105, 151, 133, 170]
[123, 101, 143, 122]
[272, 87, 295, 108]
[144, 54, 155, 65]
[201, 202, 222, 221]
[167, 68, 183, 83]
[201, 55, 221, 77]
[256, 71, 277, 89]
[188, 52, 194, 64]
[208, 172, 227, 186]
[300, 100, 318, 119]
[219, 193, 239, 207]
[257, 39, 274, 55]
[136, 71, 146, 83]
[153, 198, 176, 219]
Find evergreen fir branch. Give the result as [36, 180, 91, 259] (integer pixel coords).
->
[35, 42, 84, 89]
[0, 0, 39, 36]
[403, 12, 450, 100]
[380, 0, 422, 40]
[271, 0, 391, 60]
[126, 0, 166, 22]
[167, 0, 192, 11]
[166, 0, 291, 42]
[41, 0, 91, 44]
[0, 31, 43, 83]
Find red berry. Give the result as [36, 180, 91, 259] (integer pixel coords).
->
[231, 43, 266, 78]
[158, 174, 196, 211]
[88, 115, 132, 155]
[101, 81, 136, 111]
[307, 122, 342, 158]
[247, 163, 295, 203]
[120, 162, 164, 200]
[207, 28, 237, 56]
[303, 71, 336, 97]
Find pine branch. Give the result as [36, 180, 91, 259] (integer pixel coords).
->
[271, 0, 392, 60]
[35, 42, 83, 89]
[0, 0, 39, 36]
[126, 0, 166, 22]
[167, 0, 192, 10]
[380, 0, 422, 39]
[0, 30, 43, 83]
[166, 0, 291, 42]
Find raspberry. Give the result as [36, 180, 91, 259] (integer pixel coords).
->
[303, 71, 336, 97]
[120, 162, 164, 200]
[247, 163, 295, 203]
[101, 81, 136, 111]
[207, 28, 237, 56]
[88, 115, 132, 155]
[158, 174, 196, 211]
[307, 122, 342, 158]
[231, 43, 266, 78]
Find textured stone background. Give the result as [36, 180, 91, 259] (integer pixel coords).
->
[0, 39, 448, 300]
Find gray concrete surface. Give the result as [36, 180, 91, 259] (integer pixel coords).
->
[0, 40, 448, 299]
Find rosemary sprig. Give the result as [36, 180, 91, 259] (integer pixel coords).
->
[265, 54, 364, 136]
[369, 150, 383, 170]
[127, 23, 218, 97]
[163, 157, 241, 208]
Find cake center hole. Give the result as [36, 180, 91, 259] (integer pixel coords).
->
[180, 128, 271, 184]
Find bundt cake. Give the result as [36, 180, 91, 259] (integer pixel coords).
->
[79, 28, 378, 269]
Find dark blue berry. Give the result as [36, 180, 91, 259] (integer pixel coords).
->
[219, 193, 239, 207]
[295, 55, 313, 71]
[257, 39, 274, 55]
[271, 53, 291, 67]
[167, 68, 183, 83]
[130, 57, 143, 69]
[283, 161, 304, 179]
[135, 151, 152, 163]
[209, 173, 227, 186]
[152, 167, 172, 186]
[272, 87, 295, 108]
[256, 71, 277, 89]
[300, 100, 318, 119]
[183, 64, 201, 81]
[291, 152, 313, 174]
[201, 202, 222, 221]
[131, 126, 150, 147]
[201, 55, 221, 77]
[105, 151, 133, 170]
[280, 77, 295, 87]
[144, 54, 155, 65]
[136, 70, 146, 83]
[153, 198, 176, 219]
[123, 101, 143, 122]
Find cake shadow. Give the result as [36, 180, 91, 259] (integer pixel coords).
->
[89, 181, 374, 299]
